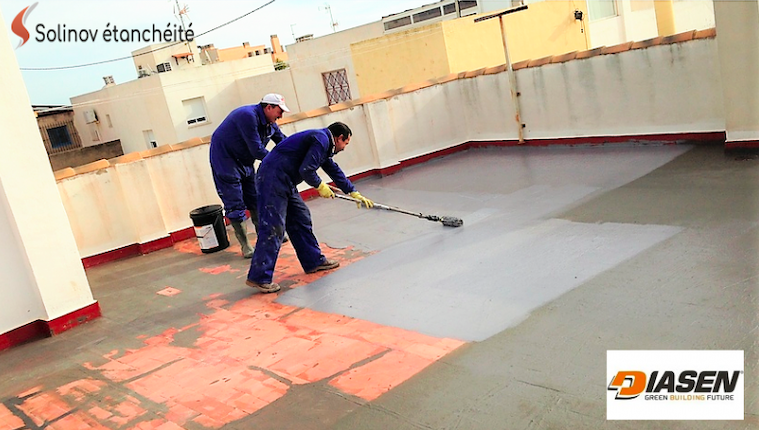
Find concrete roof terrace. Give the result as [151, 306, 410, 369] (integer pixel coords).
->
[0, 142, 756, 429]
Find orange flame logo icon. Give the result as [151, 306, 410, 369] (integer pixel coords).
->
[11, 2, 39, 49]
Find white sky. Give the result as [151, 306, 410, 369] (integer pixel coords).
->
[1, 0, 432, 104]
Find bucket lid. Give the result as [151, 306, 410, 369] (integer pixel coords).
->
[190, 204, 223, 217]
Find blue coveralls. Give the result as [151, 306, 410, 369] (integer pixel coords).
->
[247, 128, 357, 284]
[209, 104, 286, 223]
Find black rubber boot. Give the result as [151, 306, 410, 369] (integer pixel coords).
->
[231, 221, 253, 258]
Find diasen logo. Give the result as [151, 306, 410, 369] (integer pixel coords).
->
[607, 350, 744, 420]
[10, 2, 195, 49]
[11, 2, 38, 48]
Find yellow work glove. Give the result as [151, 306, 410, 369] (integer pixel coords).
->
[349, 191, 374, 209]
[316, 182, 335, 198]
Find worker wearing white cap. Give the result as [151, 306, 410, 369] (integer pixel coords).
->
[209, 94, 291, 258]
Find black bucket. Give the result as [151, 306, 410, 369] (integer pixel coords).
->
[189, 204, 229, 253]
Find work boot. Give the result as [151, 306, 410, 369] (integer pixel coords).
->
[231, 221, 253, 258]
[245, 280, 281, 294]
[306, 258, 340, 274]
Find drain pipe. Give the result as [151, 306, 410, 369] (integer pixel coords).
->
[475, 5, 528, 144]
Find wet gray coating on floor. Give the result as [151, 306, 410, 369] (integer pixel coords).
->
[2, 144, 755, 430]
[279, 145, 690, 341]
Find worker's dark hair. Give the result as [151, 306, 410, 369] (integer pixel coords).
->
[328, 122, 352, 140]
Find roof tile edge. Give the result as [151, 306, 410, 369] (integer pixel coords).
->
[631, 36, 664, 50]
[512, 60, 530, 70]
[484, 64, 508, 75]
[661, 30, 696, 45]
[140, 144, 176, 159]
[576, 46, 605, 60]
[551, 51, 578, 64]
[464, 67, 487, 78]
[53, 167, 77, 181]
[73, 159, 111, 175]
[109, 152, 144, 165]
[170, 137, 205, 151]
[694, 28, 716, 39]
[602, 41, 634, 55]
[527, 55, 553, 68]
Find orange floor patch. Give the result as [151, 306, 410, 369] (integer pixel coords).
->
[2, 241, 465, 429]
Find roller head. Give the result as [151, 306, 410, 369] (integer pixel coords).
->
[441, 216, 463, 228]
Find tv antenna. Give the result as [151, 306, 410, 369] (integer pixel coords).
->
[320, 3, 338, 33]
[173, 0, 193, 53]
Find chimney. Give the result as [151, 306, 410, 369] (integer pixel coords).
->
[270, 34, 282, 53]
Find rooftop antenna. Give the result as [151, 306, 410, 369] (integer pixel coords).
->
[290, 23, 297, 42]
[320, 3, 338, 33]
[173, 0, 193, 54]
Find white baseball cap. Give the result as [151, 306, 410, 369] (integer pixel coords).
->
[261, 93, 290, 112]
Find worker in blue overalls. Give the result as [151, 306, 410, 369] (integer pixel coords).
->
[246, 122, 374, 293]
[209, 94, 290, 258]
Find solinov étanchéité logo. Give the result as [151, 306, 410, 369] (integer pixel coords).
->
[10, 2, 195, 49]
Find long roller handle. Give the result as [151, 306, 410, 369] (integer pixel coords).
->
[332, 193, 433, 220]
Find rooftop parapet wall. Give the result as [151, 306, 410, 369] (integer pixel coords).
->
[53, 30, 722, 260]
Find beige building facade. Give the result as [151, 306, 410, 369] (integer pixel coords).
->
[72, 40, 275, 154]
[68, 0, 718, 156]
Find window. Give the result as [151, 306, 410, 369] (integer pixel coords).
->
[183, 98, 208, 126]
[143, 130, 157, 149]
[322, 69, 351, 105]
[588, 0, 617, 20]
[384, 16, 411, 31]
[48, 125, 72, 148]
[106, 114, 113, 128]
[458, 0, 478, 11]
[156, 62, 172, 73]
[413, 7, 442, 23]
[89, 124, 100, 142]
[443, 3, 456, 14]
[183, 97, 208, 126]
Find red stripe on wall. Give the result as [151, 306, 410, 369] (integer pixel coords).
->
[725, 140, 759, 150]
[0, 320, 48, 351]
[138, 236, 174, 255]
[46, 302, 102, 335]
[0, 302, 101, 352]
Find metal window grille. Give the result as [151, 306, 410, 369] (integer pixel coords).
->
[413, 7, 442, 23]
[48, 125, 72, 148]
[322, 69, 351, 105]
[384, 16, 412, 31]
[459, 0, 477, 11]
[39, 121, 82, 154]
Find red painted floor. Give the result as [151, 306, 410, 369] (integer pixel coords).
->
[0, 239, 463, 430]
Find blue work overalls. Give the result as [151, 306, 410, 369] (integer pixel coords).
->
[247, 128, 356, 284]
[209, 104, 285, 222]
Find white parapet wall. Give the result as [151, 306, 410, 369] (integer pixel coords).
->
[55, 32, 725, 261]
[518, 37, 724, 139]
[0, 11, 96, 340]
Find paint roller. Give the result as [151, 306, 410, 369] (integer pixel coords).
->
[329, 186, 464, 228]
